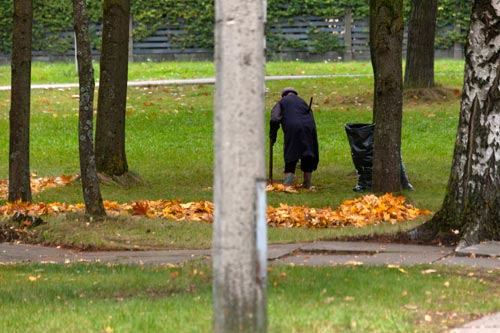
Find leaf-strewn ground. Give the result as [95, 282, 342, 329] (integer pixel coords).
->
[1, 176, 430, 225]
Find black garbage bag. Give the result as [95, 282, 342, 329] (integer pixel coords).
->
[345, 123, 374, 192]
[345, 123, 413, 192]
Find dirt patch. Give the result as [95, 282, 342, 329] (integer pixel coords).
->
[403, 87, 461, 103]
[98, 171, 144, 187]
[331, 227, 460, 247]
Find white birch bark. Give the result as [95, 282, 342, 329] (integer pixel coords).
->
[433, 0, 500, 246]
[213, 0, 267, 332]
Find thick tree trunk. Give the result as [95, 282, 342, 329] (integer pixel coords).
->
[425, 0, 500, 247]
[73, 0, 106, 217]
[9, 0, 32, 202]
[95, 0, 130, 176]
[369, 0, 404, 193]
[404, 0, 438, 89]
[213, 0, 267, 332]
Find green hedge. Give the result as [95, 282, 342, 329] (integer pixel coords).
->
[0, 0, 472, 55]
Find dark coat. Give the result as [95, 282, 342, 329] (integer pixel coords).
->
[269, 93, 319, 170]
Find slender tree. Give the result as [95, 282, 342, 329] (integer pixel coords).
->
[421, 0, 500, 247]
[95, 0, 130, 176]
[212, 0, 267, 331]
[369, 0, 404, 193]
[73, 0, 106, 217]
[9, 0, 33, 202]
[404, 0, 438, 89]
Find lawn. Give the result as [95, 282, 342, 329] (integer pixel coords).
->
[1, 59, 499, 333]
[0, 60, 462, 248]
[1, 263, 499, 333]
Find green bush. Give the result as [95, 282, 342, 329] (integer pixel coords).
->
[0, 0, 471, 56]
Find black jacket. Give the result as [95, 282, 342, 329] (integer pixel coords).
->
[269, 93, 319, 170]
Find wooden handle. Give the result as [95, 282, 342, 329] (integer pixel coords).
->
[269, 141, 273, 183]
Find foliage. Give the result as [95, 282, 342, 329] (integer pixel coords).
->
[0, 0, 472, 55]
[434, 0, 473, 49]
[0, 176, 430, 235]
[0, 1, 13, 53]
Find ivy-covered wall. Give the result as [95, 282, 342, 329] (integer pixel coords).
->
[0, 0, 472, 57]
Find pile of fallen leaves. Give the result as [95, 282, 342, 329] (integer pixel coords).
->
[0, 174, 78, 200]
[265, 183, 301, 193]
[0, 176, 431, 230]
[0, 212, 46, 242]
[267, 194, 431, 228]
[0, 199, 214, 220]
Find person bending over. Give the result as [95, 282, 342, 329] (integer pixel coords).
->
[269, 87, 319, 189]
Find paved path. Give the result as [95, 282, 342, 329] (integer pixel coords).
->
[2, 240, 499, 267]
[1, 240, 499, 333]
[0, 74, 371, 91]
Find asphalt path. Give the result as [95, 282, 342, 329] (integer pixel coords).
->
[0, 74, 371, 91]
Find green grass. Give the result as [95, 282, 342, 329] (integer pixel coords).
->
[0, 59, 465, 85]
[0, 60, 464, 248]
[2, 59, 499, 333]
[1, 263, 498, 333]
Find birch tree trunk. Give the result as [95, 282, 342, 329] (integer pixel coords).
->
[426, 0, 500, 247]
[369, 0, 404, 193]
[9, 0, 32, 202]
[73, 0, 106, 217]
[213, 0, 267, 332]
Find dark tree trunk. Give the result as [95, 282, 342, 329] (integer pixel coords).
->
[9, 0, 32, 202]
[369, 0, 404, 193]
[404, 0, 438, 89]
[95, 0, 130, 176]
[424, 0, 500, 247]
[73, 0, 106, 217]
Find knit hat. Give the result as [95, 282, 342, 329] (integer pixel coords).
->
[281, 87, 298, 97]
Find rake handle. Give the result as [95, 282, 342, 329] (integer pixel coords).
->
[269, 140, 273, 183]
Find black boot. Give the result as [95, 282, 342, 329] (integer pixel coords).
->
[302, 172, 312, 189]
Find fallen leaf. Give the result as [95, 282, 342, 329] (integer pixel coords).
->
[421, 269, 437, 275]
[28, 274, 41, 282]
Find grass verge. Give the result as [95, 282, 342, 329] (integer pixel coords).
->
[0, 263, 498, 333]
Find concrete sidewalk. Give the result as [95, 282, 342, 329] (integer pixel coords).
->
[1, 240, 498, 267]
[0, 74, 370, 91]
[1, 240, 499, 332]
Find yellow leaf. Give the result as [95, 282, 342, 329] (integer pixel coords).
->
[28, 274, 41, 282]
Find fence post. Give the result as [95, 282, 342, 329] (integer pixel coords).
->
[343, 8, 353, 61]
[452, 3, 463, 60]
[128, 15, 134, 62]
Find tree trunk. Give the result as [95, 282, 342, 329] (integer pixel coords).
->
[369, 0, 404, 193]
[404, 0, 438, 89]
[73, 0, 106, 217]
[426, 0, 500, 247]
[95, 0, 130, 176]
[9, 0, 32, 202]
[213, 0, 267, 332]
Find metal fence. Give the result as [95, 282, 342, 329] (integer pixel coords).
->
[1, 14, 464, 63]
